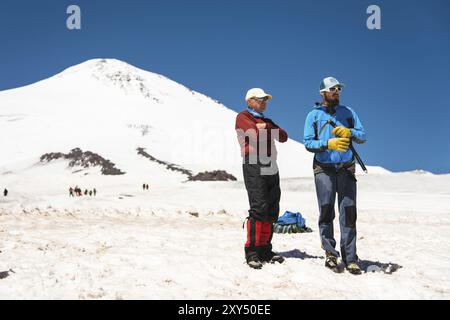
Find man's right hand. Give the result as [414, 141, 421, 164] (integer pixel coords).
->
[256, 123, 267, 130]
[328, 138, 350, 152]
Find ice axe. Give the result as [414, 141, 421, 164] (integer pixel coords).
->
[328, 120, 368, 173]
[314, 102, 368, 173]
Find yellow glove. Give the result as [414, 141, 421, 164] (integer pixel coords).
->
[332, 126, 352, 138]
[328, 138, 350, 152]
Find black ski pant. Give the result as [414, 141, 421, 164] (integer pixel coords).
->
[242, 163, 281, 262]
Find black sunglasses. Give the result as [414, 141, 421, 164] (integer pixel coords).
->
[252, 97, 269, 102]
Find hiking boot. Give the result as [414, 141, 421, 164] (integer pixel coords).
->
[346, 262, 362, 275]
[267, 252, 285, 264]
[325, 252, 340, 273]
[257, 247, 285, 264]
[260, 251, 285, 264]
[247, 258, 263, 269]
[245, 249, 263, 269]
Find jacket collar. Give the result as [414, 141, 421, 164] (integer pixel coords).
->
[246, 106, 265, 118]
[314, 103, 338, 115]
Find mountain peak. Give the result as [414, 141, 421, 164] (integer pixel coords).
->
[55, 59, 186, 102]
[58, 58, 145, 78]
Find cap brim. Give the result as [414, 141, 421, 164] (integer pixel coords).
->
[255, 94, 272, 100]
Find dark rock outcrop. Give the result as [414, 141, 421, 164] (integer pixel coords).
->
[188, 170, 237, 182]
[40, 148, 125, 175]
[137, 148, 236, 181]
[137, 148, 193, 176]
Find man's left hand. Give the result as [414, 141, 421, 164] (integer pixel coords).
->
[332, 126, 352, 138]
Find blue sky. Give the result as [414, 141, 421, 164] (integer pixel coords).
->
[1, 0, 449, 173]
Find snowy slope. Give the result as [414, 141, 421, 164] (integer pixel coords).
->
[0, 59, 449, 299]
[0, 173, 449, 299]
[0, 58, 387, 189]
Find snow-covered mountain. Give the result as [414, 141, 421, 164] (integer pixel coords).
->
[1, 60, 449, 300]
[0, 58, 388, 187]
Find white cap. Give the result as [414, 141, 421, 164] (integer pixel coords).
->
[320, 77, 345, 92]
[245, 88, 272, 101]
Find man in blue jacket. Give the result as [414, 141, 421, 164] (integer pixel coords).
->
[303, 77, 367, 275]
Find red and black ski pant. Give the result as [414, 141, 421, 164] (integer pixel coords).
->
[244, 217, 274, 261]
[242, 163, 281, 262]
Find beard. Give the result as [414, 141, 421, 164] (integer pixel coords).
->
[324, 94, 340, 107]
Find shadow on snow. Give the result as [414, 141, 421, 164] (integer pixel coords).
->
[278, 250, 402, 274]
[279, 249, 323, 260]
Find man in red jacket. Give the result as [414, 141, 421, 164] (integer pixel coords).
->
[235, 88, 288, 269]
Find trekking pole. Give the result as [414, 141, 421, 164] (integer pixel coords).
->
[328, 120, 368, 174]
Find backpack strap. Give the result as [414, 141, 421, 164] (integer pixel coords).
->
[347, 117, 354, 129]
[313, 121, 318, 140]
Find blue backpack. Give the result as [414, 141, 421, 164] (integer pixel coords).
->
[276, 211, 306, 228]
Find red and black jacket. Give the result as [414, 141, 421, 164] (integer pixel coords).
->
[235, 110, 288, 161]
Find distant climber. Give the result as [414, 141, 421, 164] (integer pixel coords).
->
[3, 189, 8, 197]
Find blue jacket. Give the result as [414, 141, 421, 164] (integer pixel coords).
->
[303, 104, 367, 164]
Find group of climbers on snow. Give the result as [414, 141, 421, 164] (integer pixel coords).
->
[69, 186, 97, 197]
